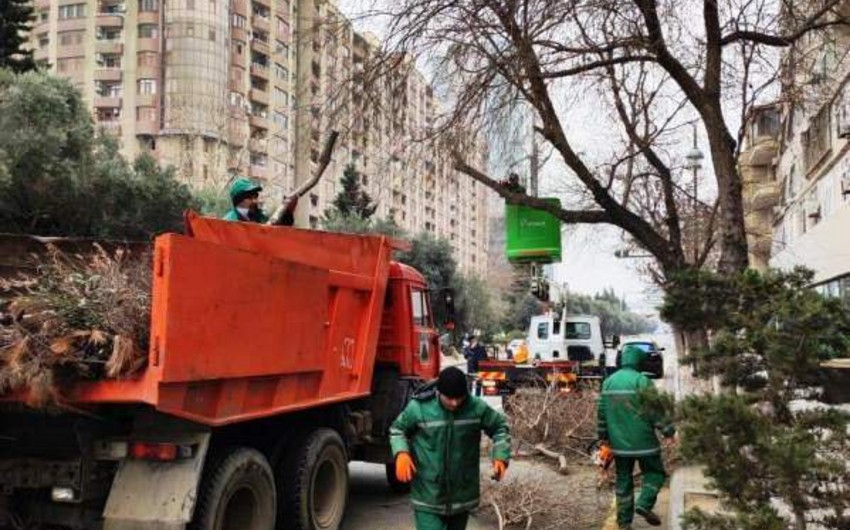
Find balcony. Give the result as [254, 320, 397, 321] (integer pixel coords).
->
[94, 69, 122, 82]
[57, 18, 87, 31]
[94, 96, 122, 108]
[251, 38, 270, 55]
[249, 88, 269, 105]
[249, 135, 268, 152]
[747, 181, 781, 211]
[136, 94, 157, 107]
[249, 114, 270, 130]
[252, 16, 270, 33]
[137, 64, 159, 79]
[137, 38, 159, 52]
[232, 0, 248, 13]
[57, 45, 86, 58]
[229, 77, 246, 94]
[250, 62, 269, 80]
[95, 41, 123, 54]
[232, 26, 248, 43]
[137, 11, 158, 24]
[96, 14, 124, 27]
[97, 121, 122, 136]
[135, 119, 158, 136]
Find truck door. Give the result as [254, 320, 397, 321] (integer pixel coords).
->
[410, 287, 439, 380]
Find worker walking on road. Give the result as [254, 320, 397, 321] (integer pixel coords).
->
[390, 367, 511, 530]
[597, 344, 675, 530]
[223, 177, 298, 225]
[463, 335, 487, 396]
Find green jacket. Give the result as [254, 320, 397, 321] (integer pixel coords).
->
[390, 384, 511, 515]
[597, 345, 675, 457]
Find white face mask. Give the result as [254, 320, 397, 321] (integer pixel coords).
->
[236, 207, 250, 217]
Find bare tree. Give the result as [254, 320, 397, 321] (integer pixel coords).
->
[358, 0, 849, 277]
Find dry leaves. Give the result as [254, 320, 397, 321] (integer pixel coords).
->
[0, 245, 151, 407]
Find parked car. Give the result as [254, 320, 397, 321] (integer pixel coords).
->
[616, 340, 665, 379]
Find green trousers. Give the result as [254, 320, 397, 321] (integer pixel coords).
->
[614, 454, 666, 527]
[414, 510, 470, 530]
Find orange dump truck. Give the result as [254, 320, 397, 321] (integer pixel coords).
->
[0, 213, 444, 530]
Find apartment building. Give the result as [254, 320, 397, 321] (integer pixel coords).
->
[740, 6, 850, 305]
[27, 0, 489, 275]
[291, 0, 490, 275]
[28, 0, 296, 197]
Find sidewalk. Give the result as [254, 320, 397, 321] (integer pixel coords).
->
[601, 484, 671, 530]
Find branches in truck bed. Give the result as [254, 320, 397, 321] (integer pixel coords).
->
[0, 245, 150, 407]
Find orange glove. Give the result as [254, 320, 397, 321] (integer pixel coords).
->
[492, 459, 508, 481]
[395, 452, 417, 483]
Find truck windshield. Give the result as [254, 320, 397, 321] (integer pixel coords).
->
[564, 322, 591, 340]
[411, 289, 431, 327]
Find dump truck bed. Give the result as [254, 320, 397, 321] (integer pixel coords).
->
[2, 214, 400, 426]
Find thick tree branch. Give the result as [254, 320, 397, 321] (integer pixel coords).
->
[451, 154, 611, 224]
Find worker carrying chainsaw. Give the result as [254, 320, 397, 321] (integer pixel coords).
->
[390, 366, 511, 530]
[597, 344, 676, 530]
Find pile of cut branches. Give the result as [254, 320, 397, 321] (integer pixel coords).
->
[0, 246, 151, 407]
[505, 387, 599, 472]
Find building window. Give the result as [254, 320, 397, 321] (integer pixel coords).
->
[58, 31, 84, 46]
[139, 0, 158, 11]
[100, 54, 121, 68]
[232, 14, 246, 28]
[138, 24, 159, 38]
[138, 79, 157, 94]
[97, 27, 122, 41]
[186, 0, 195, 9]
[804, 105, 832, 172]
[273, 87, 287, 106]
[97, 108, 121, 121]
[58, 4, 86, 20]
[310, 193, 319, 207]
[209, 29, 216, 41]
[274, 62, 288, 80]
[186, 23, 194, 36]
[309, 215, 318, 229]
[57, 57, 83, 73]
[38, 34, 49, 48]
[96, 81, 122, 97]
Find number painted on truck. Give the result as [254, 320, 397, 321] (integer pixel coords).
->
[341, 337, 355, 369]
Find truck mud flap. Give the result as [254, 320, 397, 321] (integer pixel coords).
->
[102, 432, 210, 530]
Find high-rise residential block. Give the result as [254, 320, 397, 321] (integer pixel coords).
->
[27, 0, 489, 275]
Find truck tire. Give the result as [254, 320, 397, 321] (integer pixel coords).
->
[192, 447, 276, 530]
[384, 460, 411, 493]
[280, 428, 348, 530]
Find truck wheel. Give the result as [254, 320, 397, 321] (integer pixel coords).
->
[193, 447, 276, 530]
[385, 460, 411, 493]
[281, 429, 348, 530]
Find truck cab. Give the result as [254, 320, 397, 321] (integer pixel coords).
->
[527, 311, 604, 364]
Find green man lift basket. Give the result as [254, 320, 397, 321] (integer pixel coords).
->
[505, 199, 562, 264]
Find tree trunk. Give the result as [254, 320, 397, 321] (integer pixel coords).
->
[702, 108, 750, 274]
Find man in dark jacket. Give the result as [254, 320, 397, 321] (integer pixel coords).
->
[597, 344, 675, 530]
[463, 335, 487, 396]
[390, 367, 511, 530]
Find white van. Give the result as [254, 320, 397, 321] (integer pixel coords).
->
[526, 311, 605, 363]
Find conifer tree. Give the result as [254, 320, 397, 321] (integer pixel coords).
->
[0, 0, 36, 73]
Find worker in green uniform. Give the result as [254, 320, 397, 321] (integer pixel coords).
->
[390, 366, 511, 530]
[597, 344, 675, 529]
[223, 177, 298, 225]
